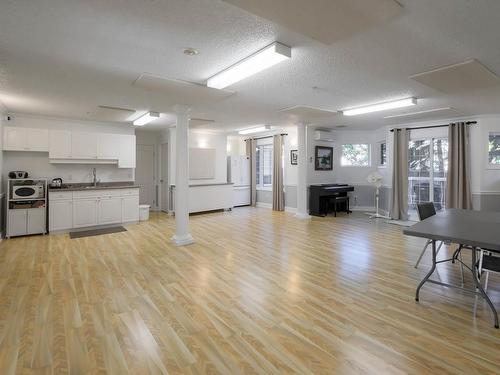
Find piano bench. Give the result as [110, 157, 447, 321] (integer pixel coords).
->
[330, 196, 350, 217]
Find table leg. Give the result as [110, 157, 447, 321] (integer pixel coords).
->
[471, 247, 499, 328]
[416, 240, 437, 301]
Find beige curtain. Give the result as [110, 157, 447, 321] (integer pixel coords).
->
[446, 122, 472, 209]
[390, 128, 409, 220]
[246, 139, 257, 207]
[272, 134, 285, 211]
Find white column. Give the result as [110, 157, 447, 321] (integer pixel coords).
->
[295, 122, 311, 219]
[171, 105, 194, 246]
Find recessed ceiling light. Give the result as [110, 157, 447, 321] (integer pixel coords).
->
[133, 111, 160, 126]
[238, 125, 270, 135]
[342, 98, 417, 116]
[207, 42, 291, 89]
[183, 48, 199, 56]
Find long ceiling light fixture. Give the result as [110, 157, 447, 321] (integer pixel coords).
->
[342, 98, 417, 116]
[238, 125, 270, 135]
[207, 42, 291, 90]
[133, 111, 160, 126]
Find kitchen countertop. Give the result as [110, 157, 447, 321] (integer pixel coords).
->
[49, 182, 141, 192]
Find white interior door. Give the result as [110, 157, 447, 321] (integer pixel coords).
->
[136, 144, 155, 206]
[160, 143, 169, 212]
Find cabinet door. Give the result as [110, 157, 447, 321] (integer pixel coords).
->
[3, 127, 26, 151]
[49, 130, 72, 158]
[26, 128, 49, 152]
[118, 135, 136, 168]
[98, 133, 120, 159]
[27, 208, 46, 235]
[72, 132, 98, 159]
[122, 196, 139, 222]
[8, 209, 27, 237]
[98, 197, 122, 224]
[73, 199, 98, 228]
[49, 200, 73, 231]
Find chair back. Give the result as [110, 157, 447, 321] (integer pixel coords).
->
[417, 202, 436, 221]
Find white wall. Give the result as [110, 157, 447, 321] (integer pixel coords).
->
[168, 128, 228, 186]
[3, 113, 135, 183]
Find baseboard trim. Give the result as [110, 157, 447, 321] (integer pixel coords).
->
[256, 202, 297, 213]
[351, 206, 376, 212]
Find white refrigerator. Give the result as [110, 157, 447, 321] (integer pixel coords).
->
[228, 156, 251, 206]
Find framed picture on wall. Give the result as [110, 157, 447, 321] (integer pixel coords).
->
[290, 150, 298, 165]
[315, 146, 333, 170]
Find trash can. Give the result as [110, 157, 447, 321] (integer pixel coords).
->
[139, 205, 150, 221]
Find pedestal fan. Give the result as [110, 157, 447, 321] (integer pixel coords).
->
[366, 171, 390, 219]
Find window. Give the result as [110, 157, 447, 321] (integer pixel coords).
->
[379, 142, 387, 166]
[341, 144, 370, 166]
[489, 133, 500, 165]
[408, 138, 448, 211]
[256, 144, 273, 189]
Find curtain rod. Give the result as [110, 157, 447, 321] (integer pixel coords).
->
[244, 133, 288, 141]
[390, 121, 477, 132]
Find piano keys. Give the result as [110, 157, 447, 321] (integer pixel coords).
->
[309, 184, 355, 217]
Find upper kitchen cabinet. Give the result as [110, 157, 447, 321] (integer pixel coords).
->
[3, 126, 49, 152]
[98, 133, 120, 159]
[49, 130, 72, 158]
[72, 132, 98, 159]
[118, 135, 136, 168]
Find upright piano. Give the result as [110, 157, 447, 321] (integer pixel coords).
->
[309, 184, 355, 217]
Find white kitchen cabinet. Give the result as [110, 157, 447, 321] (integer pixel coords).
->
[72, 132, 98, 159]
[118, 135, 136, 168]
[98, 133, 120, 159]
[26, 128, 49, 151]
[3, 127, 49, 152]
[27, 209, 46, 235]
[98, 197, 122, 224]
[234, 186, 251, 207]
[8, 209, 28, 237]
[73, 198, 98, 228]
[122, 195, 140, 222]
[49, 200, 73, 231]
[4, 127, 26, 150]
[49, 130, 72, 158]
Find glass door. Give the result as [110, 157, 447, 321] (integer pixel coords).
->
[408, 138, 448, 213]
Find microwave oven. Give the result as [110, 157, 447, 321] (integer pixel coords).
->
[12, 185, 45, 199]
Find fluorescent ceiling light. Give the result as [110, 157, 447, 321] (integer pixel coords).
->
[342, 98, 417, 116]
[133, 111, 160, 126]
[238, 125, 270, 135]
[383, 107, 451, 119]
[207, 42, 291, 89]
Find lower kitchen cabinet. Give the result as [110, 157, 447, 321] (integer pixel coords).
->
[49, 200, 73, 231]
[122, 196, 140, 222]
[49, 188, 140, 232]
[98, 197, 122, 224]
[73, 198, 99, 228]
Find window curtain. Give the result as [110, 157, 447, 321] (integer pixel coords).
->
[272, 134, 285, 211]
[390, 128, 409, 220]
[246, 138, 257, 207]
[446, 122, 472, 209]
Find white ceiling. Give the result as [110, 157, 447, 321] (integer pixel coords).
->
[1, 0, 500, 132]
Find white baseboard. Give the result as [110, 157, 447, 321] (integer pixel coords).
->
[256, 202, 297, 213]
[350, 206, 376, 212]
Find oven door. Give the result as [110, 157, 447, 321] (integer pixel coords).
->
[13, 186, 36, 199]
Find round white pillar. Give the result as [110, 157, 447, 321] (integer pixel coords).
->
[295, 122, 311, 219]
[172, 105, 194, 246]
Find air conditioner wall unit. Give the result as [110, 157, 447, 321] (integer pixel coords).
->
[314, 130, 334, 142]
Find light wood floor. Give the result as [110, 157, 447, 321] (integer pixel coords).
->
[0, 208, 499, 374]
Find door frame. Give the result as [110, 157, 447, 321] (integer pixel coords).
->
[160, 142, 169, 212]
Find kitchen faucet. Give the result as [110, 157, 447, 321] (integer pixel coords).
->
[92, 167, 98, 187]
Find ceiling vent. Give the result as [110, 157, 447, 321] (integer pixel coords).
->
[315, 130, 334, 142]
[410, 59, 500, 93]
